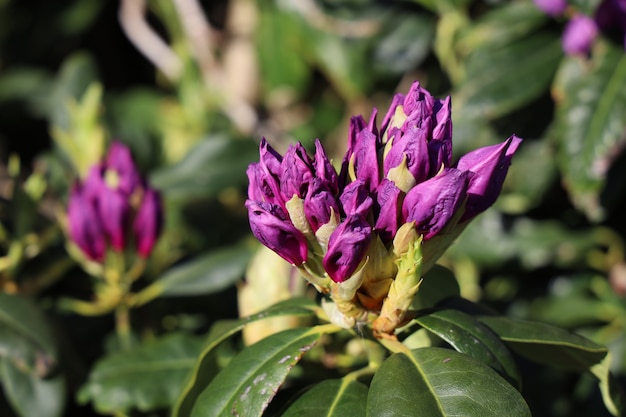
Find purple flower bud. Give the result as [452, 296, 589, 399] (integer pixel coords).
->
[247, 163, 282, 206]
[456, 135, 522, 220]
[304, 178, 339, 231]
[402, 169, 471, 239]
[380, 93, 405, 137]
[97, 185, 130, 252]
[280, 143, 314, 201]
[403, 82, 435, 130]
[351, 128, 381, 192]
[340, 180, 373, 217]
[323, 215, 372, 283]
[105, 141, 141, 195]
[428, 96, 453, 173]
[374, 179, 402, 242]
[259, 138, 283, 177]
[246, 200, 308, 265]
[68, 184, 107, 261]
[313, 140, 338, 194]
[562, 15, 599, 55]
[383, 124, 430, 185]
[133, 187, 162, 258]
[533, 0, 567, 16]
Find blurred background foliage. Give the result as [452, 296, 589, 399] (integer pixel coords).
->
[0, 0, 625, 416]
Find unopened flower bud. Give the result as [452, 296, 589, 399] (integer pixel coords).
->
[323, 215, 372, 283]
[133, 187, 162, 258]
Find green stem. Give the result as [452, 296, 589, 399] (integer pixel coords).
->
[115, 302, 132, 351]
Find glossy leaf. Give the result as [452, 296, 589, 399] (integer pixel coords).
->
[173, 297, 318, 417]
[552, 41, 626, 220]
[281, 378, 368, 417]
[190, 325, 337, 417]
[411, 265, 460, 310]
[77, 333, 204, 414]
[456, 31, 561, 119]
[0, 358, 65, 417]
[150, 136, 259, 199]
[478, 316, 608, 372]
[367, 348, 530, 416]
[155, 242, 254, 297]
[0, 293, 57, 377]
[413, 309, 520, 388]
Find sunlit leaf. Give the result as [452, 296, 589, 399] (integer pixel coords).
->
[367, 348, 530, 416]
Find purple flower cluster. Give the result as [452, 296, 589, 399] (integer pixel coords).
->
[68, 142, 162, 261]
[246, 81, 520, 285]
[534, 0, 626, 55]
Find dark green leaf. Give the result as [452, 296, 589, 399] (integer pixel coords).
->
[0, 358, 65, 417]
[0, 293, 57, 376]
[173, 298, 318, 417]
[155, 242, 254, 297]
[413, 309, 520, 388]
[456, 31, 561, 119]
[367, 348, 530, 416]
[553, 41, 626, 220]
[150, 136, 258, 199]
[479, 316, 608, 372]
[190, 325, 334, 417]
[281, 378, 368, 417]
[411, 265, 460, 310]
[77, 333, 204, 414]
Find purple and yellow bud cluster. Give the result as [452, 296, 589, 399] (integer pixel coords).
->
[246, 81, 520, 331]
[67, 141, 162, 262]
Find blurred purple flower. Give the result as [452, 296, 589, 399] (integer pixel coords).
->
[563, 15, 599, 55]
[67, 141, 163, 261]
[533, 0, 568, 16]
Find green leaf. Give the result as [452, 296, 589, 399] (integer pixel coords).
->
[190, 325, 337, 417]
[155, 243, 254, 297]
[553, 41, 626, 221]
[173, 298, 318, 417]
[457, 2, 548, 53]
[77, 333, 204, 414]
[150, 136, 259, 199]
[257, 5, 310, 96]
[281, 378, 368, 417]
[591, 353, 626, 417]
[367, 348, 530, 416]
[413, 309, 520, 388]
[478, 316, 608, 372]
[0, 358, 65, 417]
[0, 293, 57, 376]
[412, 265, 460, 310]
[456, 31, 561, 119]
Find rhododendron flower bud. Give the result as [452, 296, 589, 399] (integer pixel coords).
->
[323, 215, 372, 283]
[533, 0, 567, 16]
[246, 201, 308, 265]
[562, 15, 599, 55]
[246, 80, 521, 335]
[134, 187, 163, 258]
[68, 184, 106, 261]
[66, 141, 163, 261]
[456, 135, 522, 220]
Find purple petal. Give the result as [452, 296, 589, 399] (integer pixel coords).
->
[133, 187, 163, 257]
[313, 140, 338, 193]
[374, 179, 402, 242]
[246, 200, 308, 265]
[383, 124, 430, 184]
[279, 143, 314, 201]
[456, 135, 522, 220]
[562, 15, 599, 55]
[402, 169, 471, 239]
[68, 185, 106, 261]
[533, 0, 567, 16]
[96, 186, 130, 252]
[323, 215, 372, 283]
[351, 128, 380, 192]
[304, 178, 339, 231]
[403, 81, 435, 130]
[380, 93, 405, 137]
[105, 141, 141, 195]
[340, 180, 373, 217]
